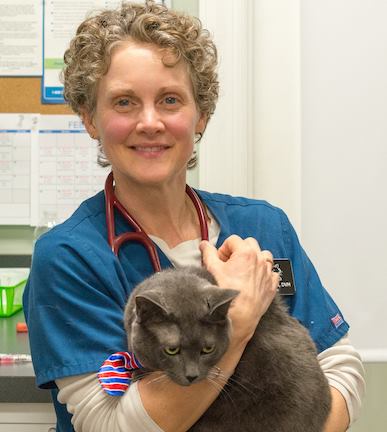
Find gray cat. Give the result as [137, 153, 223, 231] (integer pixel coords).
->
[124, 266, 331, 432]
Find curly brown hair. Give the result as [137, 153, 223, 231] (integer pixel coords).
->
[61, 1, 218, 167]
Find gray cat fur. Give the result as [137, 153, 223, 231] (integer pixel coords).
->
[124, 266, 331, 432]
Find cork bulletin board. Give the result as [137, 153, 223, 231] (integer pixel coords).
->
[0, 77, 72, 114]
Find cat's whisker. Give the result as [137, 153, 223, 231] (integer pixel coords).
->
[207, 380, 226, 398]
[205, 372, 239, 409]
[207, 371, 229, 387]
[132, 371, 156, 383]
[134, 370, 171, 387]
[146, 373, 169, 386]
[226, 374, 257, 398]
[205, 377, 222, 391]
[133, 370, 152, 379]
[206, 377, 236, 409]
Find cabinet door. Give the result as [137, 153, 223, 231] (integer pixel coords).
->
[0, 425, 56, 432]
[0, 403, 56, 431]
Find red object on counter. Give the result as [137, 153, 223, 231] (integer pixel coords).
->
[16, 322, 28, 333]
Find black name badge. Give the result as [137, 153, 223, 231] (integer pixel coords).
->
[272, 259, 296, 295]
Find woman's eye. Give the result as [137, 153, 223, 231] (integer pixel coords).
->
[164, 347, 180, 356]
[201, 345, 215, 354]
[164, 96, 177, 105]
[117, 98, 130, 107]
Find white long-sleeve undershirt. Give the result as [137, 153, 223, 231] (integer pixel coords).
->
[56, 334, 365, 431]
[56, 217, 365, 431]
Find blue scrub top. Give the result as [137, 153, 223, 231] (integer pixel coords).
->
[23, 189, 349, 431]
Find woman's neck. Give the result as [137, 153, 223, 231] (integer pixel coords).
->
[113, 176, 202, 248]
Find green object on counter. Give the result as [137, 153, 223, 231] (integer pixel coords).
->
[0, 269, 28, 317]
[0, 280, 26, 317]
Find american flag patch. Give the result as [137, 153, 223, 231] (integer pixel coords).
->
[98, 351, 142, 396]
[331, 313, 344, 329]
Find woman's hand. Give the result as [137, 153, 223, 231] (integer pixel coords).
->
[200, 235, 279, 344]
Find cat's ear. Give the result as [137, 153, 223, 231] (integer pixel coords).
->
[135, 292, 169, 323]
[206, 287, 239, 323]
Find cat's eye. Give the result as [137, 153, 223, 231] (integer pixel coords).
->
[201, 345, 215, 354]
[164, 347, 180, 356]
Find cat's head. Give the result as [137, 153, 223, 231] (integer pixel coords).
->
[125, 268, 238, 386]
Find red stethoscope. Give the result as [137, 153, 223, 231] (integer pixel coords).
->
[104, 172, 209, 272]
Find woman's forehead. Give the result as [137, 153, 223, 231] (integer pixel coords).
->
[111, 39, 179, 67]
[100, 41, 194, 94]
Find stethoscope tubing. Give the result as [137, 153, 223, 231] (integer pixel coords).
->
[104, 172, 209, 272]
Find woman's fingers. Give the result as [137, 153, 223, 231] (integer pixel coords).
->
[199, 235, 280, 343]
[199, 240, 230, 281]
[200, 236, 277, 292]
[260, 250, 274, 266]
[199, 240, 218, 264]
[216, 235, 250, 261]
[200, 236, 275, 278]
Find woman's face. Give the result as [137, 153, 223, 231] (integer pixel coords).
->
[83, 41, 206, 189]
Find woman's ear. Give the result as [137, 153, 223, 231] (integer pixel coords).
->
[196, 112, 208, 136]
[80, 108, 98, 140]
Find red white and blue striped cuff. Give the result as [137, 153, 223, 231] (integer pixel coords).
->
[98, 351, 142, 396]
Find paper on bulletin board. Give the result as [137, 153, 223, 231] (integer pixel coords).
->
[30, 115, 109, 226]
[0, 114, 39, 225]
[0, 0, 43, 76]
[42, 0, 170, 103]
[42, 0, 125, 104]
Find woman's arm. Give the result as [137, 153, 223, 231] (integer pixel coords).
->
[319, 334, 366, 431]
[58, 337, 364, 432]
[58, 235, 279, 432]
[137, 337, 247, 432]
[57, 373, 162, 432]
[324, 387, 350, 432]
[56, 338, 244, 432]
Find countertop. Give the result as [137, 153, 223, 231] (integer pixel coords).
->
[0, 310, 51, 403]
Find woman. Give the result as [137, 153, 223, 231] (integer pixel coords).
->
[23, 2, 364, 431]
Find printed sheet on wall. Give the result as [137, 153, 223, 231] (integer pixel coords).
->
[0, 114, 109, 226]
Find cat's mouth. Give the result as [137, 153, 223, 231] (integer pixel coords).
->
[167, 371, 206, 386]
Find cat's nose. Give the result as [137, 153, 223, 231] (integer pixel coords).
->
[186, 374, 198, 383]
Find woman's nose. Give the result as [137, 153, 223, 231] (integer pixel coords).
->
[136, 105, 164, 135]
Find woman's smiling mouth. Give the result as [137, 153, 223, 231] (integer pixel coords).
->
[130, 144, 171, 158]
[133, 145, 168, 152]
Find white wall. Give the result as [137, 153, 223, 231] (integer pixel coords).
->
[198, 0, 254, 198]
[199, 0, 387, 360]
[301, 0, 387, 360]
[199, 0, 302, 232]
